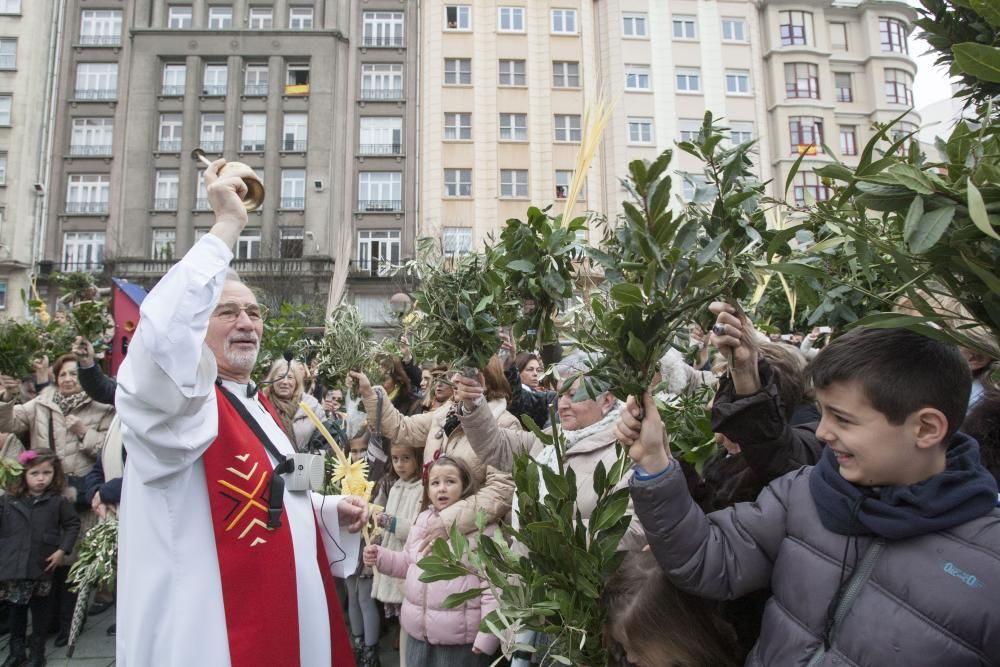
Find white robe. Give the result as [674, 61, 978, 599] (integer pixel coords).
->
[115, 234, 359, 667]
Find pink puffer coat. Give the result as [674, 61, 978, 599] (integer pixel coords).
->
[375, 508, 500, 656]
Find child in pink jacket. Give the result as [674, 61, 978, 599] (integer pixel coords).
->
[363, 455, 506, 667]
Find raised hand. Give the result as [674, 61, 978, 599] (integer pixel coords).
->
[72, 336, 95, 368]
[347, 371, 375, 400]
[615, 392, 672, 475]
[708, 301, 761, 393]
[454, 373, 485, 412]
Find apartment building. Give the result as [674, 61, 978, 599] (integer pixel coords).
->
[39, 0, 416, 314]
[0, 0, 61, 316]
[760, 0, 920, 206]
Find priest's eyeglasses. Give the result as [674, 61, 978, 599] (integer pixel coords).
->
[212, 302, 268, 322]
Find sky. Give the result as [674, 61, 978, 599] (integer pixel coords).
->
[911, 33, 955, 109]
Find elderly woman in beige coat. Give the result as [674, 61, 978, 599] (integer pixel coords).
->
[349, 357, 523, 538]
[0, 353, 114, 645]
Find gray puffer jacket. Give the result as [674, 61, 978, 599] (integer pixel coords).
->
[631, 462, 1000, 666]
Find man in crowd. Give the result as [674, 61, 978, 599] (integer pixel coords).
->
[115, 159, 366, 666]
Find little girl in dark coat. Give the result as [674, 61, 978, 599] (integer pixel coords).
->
[0, 451, 80, 667]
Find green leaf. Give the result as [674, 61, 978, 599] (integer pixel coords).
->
[626, 332, 647, 363]
[696, 231, 729, 266]
[970, 0, 1000, 27]
[609, 283, 644, 306]
[952, 43, 1000, 83]
[967, 180, 1000, 240]
[902, 196, 925, 242]
[766, 262, 830, 280]
[908, 206, 956, 254]
[442, 588, 485, 609]
[506, 259, 535, 272]
[887, 164, 936, 195]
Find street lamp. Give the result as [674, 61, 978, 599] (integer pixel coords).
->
[389, 292, 412, 318]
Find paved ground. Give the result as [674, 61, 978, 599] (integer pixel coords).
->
[1, 604, 401, 666]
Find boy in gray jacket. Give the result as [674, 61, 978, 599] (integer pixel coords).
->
[616, 327, 1000, 666]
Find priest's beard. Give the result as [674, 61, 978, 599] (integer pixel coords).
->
[223, 335, 259, 375]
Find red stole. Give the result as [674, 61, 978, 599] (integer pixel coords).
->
[202, 386, 355, 666]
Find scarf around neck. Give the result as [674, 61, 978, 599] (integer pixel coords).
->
[52, 390, 88, 416]
[809, 432, 999, 540]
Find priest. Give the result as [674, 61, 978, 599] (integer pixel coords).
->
[115, 158, 364, 666]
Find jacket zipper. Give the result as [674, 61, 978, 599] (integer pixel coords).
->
[804, 538, 886, 667]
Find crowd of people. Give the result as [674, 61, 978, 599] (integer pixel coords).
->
[1, 159, 998, 667]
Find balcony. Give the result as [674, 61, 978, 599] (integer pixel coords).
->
[359, 143, 402, 156]
[157, 140, 182, 153]
[284, 84, 309, 96]
[362, 36, 404, 48]
[244, 84, 268, 96]
[61, 261, 105, 273]
[360, 88, 403, 101]
[110, 256, 335, 280]
[69, 145, 112, 157]
[199, 141, 224, 153]
[240, 142, 266, 152]
[279, 197, 305, 209]
[348, 258, 407, 278]
[202, 85, 227, 96]
[153, 198, 178, 211]
[161, 85, 185, 96]
[79, 35, 121, 47]
[282, 139, 307, 152]
[65, 202, 109, 215]
[357, 200, 402, 213]
[74, 89, 117, 101]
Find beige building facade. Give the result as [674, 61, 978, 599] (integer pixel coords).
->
[0, 0, 61, 316]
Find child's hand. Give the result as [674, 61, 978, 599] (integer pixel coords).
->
[44, 549, 65, 572]
[377, 512, 392, 528]
[472, 647, 483, 655]
[363, 544, 379, 568]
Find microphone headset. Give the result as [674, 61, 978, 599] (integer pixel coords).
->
[247, 349, 295, 397]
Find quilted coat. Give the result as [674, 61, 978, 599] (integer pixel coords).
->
[372, 477, 425, 605]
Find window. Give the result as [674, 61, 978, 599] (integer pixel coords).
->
[0, 95, 9, 125]
[498, 7, 525, 33]
[880, 17, 908, 54]
[625, 65, 651, 91]
[363, 11, 404, 46]
[244, 63, 268, 96]
[721, 18, 746, 42]
[789, 116, 824, 154]
[288, 7, 314, 30]
[730, 121, 754, 145]
[445, 5, 471, 31]
[70, 118, 114, 156]
[240, 113, 267, 151]
[553, 114, 581, 142]
[362, 63, 403, 99]
[672, 16, 696, 39]
[551, 9, 576, 34]
[678, 118, 701, 143]
[889, 121, 918, 146]
[249, 7, 273, 29]
[80, 10, 122, 46]
[158, 113, 183, 152]
[281, 113, 307, 151]
[152, 229, 176, 260]
[442, 227, 472, 255]
[280, 227, 304, 258]
[835, 73, 853, 102]
[359, 116, 403, 154]
[236, 230, 261, 259]
[203, 64, 227, 95]
[444, 58, 471, 85]
[0, 280, 6, 310]
[0, 1, 20, 14]
[195, 171, 209, 209]
[62, 231, 105, 271]
[500, 169, 528, 198]
[167, 5, 193, 29]
[443, 112, 472, 140]
[444, 169, 472, 197]
[830, 22, 847, 49]
[499, 113, 527, 141]
[200, 113, 225, 152]
[0, 153, 5, 184]
[784, 63, 819, 99]
[208, 6, 233, 29]
[66, 175, 110, 214]
[358, 172, 402, 211]
[780, 11, 812, 46]
[162, 63, 186, 95]
[793, 172, 829, 205]
[154, 170, 179, 210]
[285, 63, 310, 95]
[280, 169, 305, 208]
[356, 230, 401, 275]
[555, 170, 584, 200]
[627, 117, 654, 145]
[499, 59, 526, 86]
[885, 68, 913, 105]
[725, 70, 751, 95]
[0, 39, 13, 69]
[75, 63, 118, 100]
[623, 13, 647, 38]
[675, 68, 701, 93]
[839, 126, 858, 156]
[553, 61, 579, 88]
